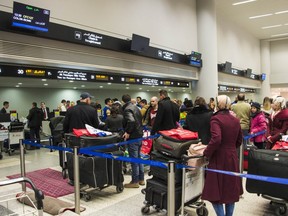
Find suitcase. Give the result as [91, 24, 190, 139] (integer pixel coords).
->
[246, 149, 288, 200]
[149, 151, 183, 184]
[65, 133, 120, 152]
[243, 144, 257, 171]
[154, 135, 200, 158]
[106, 150, 124, 187]
[272, 141, 288, 152]
[144, 178, 182, 211]
[66, 152, 109, 188]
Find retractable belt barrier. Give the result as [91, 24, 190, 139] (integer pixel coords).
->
[22, 129, 288, 186]
[243, 130, 266, 140]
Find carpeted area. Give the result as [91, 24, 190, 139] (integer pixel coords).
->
[7, 168, 74, 198]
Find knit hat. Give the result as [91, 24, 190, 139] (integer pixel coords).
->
[251, 102, 261, 110]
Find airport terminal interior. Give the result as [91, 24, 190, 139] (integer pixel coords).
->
[0, 0, 288, 215]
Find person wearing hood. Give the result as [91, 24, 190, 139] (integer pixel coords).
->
[267, 96, 288, 148]
[250, 102, 268, 149]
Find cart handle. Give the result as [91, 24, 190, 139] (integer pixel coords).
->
[181, 154, 204, 162]
[0, 177, 44, 210]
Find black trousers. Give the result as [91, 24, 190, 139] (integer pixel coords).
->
[29, 127, 41, 144]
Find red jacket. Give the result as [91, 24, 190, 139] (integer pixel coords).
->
[202, 110, 243, 204]
[250, 112, 267, 143]
[269, 109, 288, 144]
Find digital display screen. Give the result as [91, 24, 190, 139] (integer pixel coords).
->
[12, 2, 50, 32]
[95, 75, 109, 81]
[25, 69, 45, 76]
[57, 70, 88, 81]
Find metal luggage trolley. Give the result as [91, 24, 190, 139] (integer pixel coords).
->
[141, 155, 208, 216]
[0, 177, 44, 216]
[5, 121, 25, 155]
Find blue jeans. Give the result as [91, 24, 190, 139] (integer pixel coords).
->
[127, 140, 144, 183]
[212, 203, 235, 216]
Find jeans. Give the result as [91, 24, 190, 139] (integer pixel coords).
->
[212, 203, 235, 216]
[127, 140, 144, 183]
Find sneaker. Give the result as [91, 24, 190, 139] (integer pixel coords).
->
[139, 180, 145, 186]
[124, 182, 139, 188]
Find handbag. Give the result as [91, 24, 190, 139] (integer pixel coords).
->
[186, 143, 207, 170]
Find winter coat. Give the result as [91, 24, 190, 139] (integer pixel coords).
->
[183, 105, 213, 144]
[151, 97, 179, 135]
[122, 102, 143, 139]
[250, 111, 267, 143]
[269, 108, 288, 143]
[202, 109, 243, 204]
[27, 107, 43, 128]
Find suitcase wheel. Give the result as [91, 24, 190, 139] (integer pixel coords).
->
[83, 194, 91, 202]
[116, 184, 124, 193]
[141, 206, 150, 214]
[275, 205, 287, 216]
[196, 206, 208, 216]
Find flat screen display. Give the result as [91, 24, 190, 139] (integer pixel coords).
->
[224, 61, 232, 73]
[12, 1, 50, 32]
[131, 34, 150, 52]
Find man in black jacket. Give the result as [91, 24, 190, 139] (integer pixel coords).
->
[122, 94, 144, 188]
[63, 92, 99, 133]
[151, 90, 180, 135]
[27, 102, 43, 146]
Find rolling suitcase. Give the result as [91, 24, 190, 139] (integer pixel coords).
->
[65, 133, 120, 152]
[243, 144, 257, 171]
[246, 149, 288, 200]
[149, 151, 183, 184]
[154, 135, 200, 159]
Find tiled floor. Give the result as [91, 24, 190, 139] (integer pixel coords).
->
[0, 142, 285, 216]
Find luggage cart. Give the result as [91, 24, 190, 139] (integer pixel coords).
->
[0, 177, 44, 216]
[141, 155, 208, 216]
[5, 121, 25, 155]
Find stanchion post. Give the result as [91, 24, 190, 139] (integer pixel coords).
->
[239, 142, 244, 173]
[19, 139, 26, 192]
[167, 160, 176, 216]
[73, 146, 80, 214]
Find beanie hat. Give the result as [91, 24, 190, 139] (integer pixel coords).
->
[251, 102, 261, 110]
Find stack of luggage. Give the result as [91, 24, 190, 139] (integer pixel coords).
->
[142, 128, 207, 214]
[65, 133, 124, 201]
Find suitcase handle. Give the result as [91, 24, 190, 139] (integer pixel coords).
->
[181, 154, 204, 162]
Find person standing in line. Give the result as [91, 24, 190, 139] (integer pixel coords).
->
[63, 92, 99, 133]
[40, 102, 50, 120]
[122, 94, 144, 188]
[143, 96, 158, 129]
[231, 93, 251, 145]
[27, 102, 43, 147]
[249, 102, 268, 149]
[0, 101, 9, 114]
[151, 90, 179, 135]
[202, 95, 243, 216]
[102, 98, 113, 121]
[58, 99, 67, 112]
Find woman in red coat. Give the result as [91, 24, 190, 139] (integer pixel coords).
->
[202, 95, 243, 216]
[267, 96, 288, 148]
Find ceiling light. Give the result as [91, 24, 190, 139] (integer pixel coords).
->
[126, 87, 129, 89]
[147, 90, 149, 92]
[139, 88, 142, 90]
[18, 82, 22, 85]
[164, 86, 167, 88]
[232, 0, 256, 6]
[42, 79, 47, 81]
[126, 84, 129, 86]
[44, 83, 48, 86]
[261, 24, 282, 29]
[249, 13, 273, 19]
[107, 82, 112, 85]
[73, 87, 77, 89]
[285, 23, 288, 26]
[15, 85, 20, 87]
[271, 32, 288, 37]
[81, 85, 85, 87]
[99, 86, 103, 88]
[275, 10, 288, 15]
[69, 80, 74, 83]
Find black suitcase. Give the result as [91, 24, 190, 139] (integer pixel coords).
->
[65, 133, 120, 152]
[144, 178, 182, 212]
[149, 151, 182, 184]
[66, 152, 109, 188]
[106, 151, 124, 188]
[154, 135, 200, 158]
[246, 149, 288, 200]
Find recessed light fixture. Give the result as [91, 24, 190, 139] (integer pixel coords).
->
[275, 10, 288, 15]
[126, 84, 130, 86]
[139, 88, 142, 90]
[261, 24, 282, 29]
[15, 85, 20, 88]
[81, 85, 85, 87]
[107, 82, 112, 85]
[147, 90, 150, 92]
[42, 79, 47, 81]
[164, 86, 167, 88]
[271, 32, 288, 37]
[249, 13, 273, 19]
[18, 83, 22, 85]
[73, 87, 77, 89]
[232, 0, 256, 6]
[99, 86, 103, 88]
[44, 83, 48, 86]
[126, 87, 129, 89]
[285, 23, 288, 26]
[69, 80, 74, 83]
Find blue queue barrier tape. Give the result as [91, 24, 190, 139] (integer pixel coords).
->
[22, 140, 73, 152]
[243, 130, 266, 140]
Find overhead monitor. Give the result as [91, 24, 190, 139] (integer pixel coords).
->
[224, 61, 232, 73]
[12, 1, 50, 32]
[131, 34, 150, 53]
[246, 68, 252, 76]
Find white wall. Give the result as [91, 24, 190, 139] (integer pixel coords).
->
[1, 0, 198, 54]
[217, 14, 261, 73]
[0, 87, 190, 119]
[270, 39, 288, 84]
